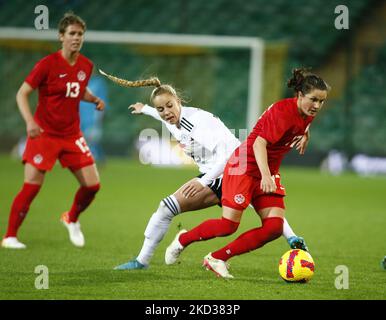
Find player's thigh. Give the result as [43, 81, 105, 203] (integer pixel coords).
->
[257, 207, 285, 220]
[72, 164, 100, 187]
[60, 135, 95, 175]
[24, 163, 45, 185]
[252, 193, 286, 220]
[174, 186, 219, 212]
[222, 206, 244, 223]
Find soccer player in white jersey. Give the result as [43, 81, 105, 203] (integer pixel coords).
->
[112, 83, 307, 270]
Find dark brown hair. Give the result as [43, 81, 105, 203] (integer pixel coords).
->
[58, 12, 86, 34]
[287, 67, 330, 95]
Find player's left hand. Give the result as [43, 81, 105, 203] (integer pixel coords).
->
[296, 134, 309, 155]
[95, 98, 105, 111]
[180, 179, 205, 198]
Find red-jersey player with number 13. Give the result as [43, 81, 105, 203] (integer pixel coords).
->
[2, 12, 105, 249]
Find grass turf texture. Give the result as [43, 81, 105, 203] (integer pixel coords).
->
[0, 155, 385, 300]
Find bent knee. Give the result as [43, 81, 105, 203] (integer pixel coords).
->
[220, 217, 240, 236]
[86, 183, 101, 194]
[263, 217, 283, 241]
[161, 196, 181, 216]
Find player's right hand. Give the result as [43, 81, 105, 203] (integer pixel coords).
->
[129, 102, 145, 114]
[295, 134, 309, 155]
[26, 119, 43, 138]
[180, 178, 205, 198]
[260, 174, 277, 193]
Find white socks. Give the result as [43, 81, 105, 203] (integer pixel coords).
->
[137, 195, 181, 266]
[282, 218, 296, 239]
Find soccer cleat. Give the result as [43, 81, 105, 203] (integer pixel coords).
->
[287, 236, 309, 252]
[165, 229, 187, 265]
[114, 259, 147, 270]
[202, 253, 234, 279]
[1, 237, 27, 249]
[60, 212, 85, 247]
[381, 256, 386, 270]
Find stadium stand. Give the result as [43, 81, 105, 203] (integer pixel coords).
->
[0, 0, 384, 158]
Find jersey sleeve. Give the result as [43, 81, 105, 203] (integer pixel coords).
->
[25, 57, 50, 89]
[197, 140, 229, 186]
[141, 104, 163, 122]
[257, 104, 292, 144]
[191, 112, 238, 186]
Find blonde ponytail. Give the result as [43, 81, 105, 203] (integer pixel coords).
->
[98, 69, 161, 88]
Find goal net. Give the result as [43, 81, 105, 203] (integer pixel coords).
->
[0, 28, 288, 156]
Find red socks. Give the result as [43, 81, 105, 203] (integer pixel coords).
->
[212, 217, 283, 261]
[179, 217, 240, 247]
[4, 183, 100, 238]
[5, 183, 41, 238]
[68, 184, 100, 222]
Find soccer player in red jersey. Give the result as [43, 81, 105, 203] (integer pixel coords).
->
[1, 12, 105, 249]
[165, 68, 330, 278]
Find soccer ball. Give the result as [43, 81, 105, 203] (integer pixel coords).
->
[278, 249, 315, 283]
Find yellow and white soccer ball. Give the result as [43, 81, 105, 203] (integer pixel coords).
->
[279, 249, 315, 283]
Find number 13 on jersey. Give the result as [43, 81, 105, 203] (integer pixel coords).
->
[65, 82, 80, 98]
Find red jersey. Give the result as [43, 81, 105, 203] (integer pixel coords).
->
[25, 50, 93, 137]
[229, 97, 314, 178]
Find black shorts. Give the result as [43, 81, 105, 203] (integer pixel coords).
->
[197, 174, 222, 206]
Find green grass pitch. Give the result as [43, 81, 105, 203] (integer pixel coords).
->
[0, 155, 385, 300]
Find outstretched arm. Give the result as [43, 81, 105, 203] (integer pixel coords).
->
[129, 103, 163, 122]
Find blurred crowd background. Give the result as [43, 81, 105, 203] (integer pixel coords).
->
[0, 0, 385, 171]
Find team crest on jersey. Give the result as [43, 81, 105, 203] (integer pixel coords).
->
[180, 134, 192, 152]
[180, 134, 189, 145]
[77, 70, 86, 81]
[234, 194, 245, 205]
[33, 154, 43, 165]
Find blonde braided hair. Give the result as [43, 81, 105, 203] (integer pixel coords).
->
[99, 69, 186, 104]
[99, 69, 161, 88]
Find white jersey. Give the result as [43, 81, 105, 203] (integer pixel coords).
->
[141, 105, 241, 186]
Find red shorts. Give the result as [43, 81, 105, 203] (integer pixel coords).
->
[222, 162, 286, 211]
[22, 133, 95, 172]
